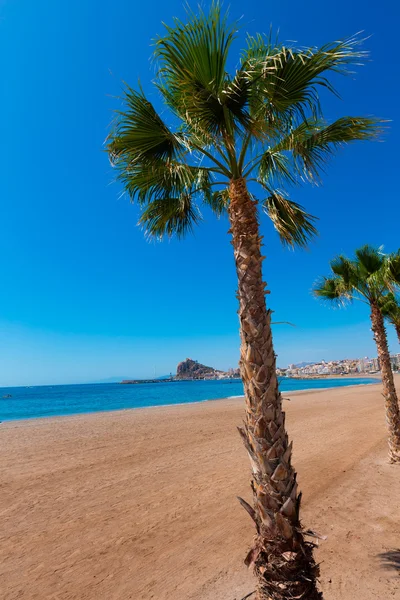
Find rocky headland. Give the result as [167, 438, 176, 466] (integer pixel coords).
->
[121, 358, 240, 383]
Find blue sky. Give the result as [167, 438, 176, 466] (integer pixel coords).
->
[0, 0, 398, 386]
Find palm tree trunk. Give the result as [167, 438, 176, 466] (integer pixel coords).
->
[228, 178, 322, 600]
[370, 303, 400, 463]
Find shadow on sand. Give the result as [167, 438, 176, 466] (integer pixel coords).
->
[378, 549, 400, 574]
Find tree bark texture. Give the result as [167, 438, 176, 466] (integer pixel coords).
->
[370, 303, 400, 463]
[228, 178, 322, 600]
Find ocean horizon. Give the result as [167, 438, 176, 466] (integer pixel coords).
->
[0, 377, 379, 422]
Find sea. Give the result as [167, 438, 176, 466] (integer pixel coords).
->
[0, 377, 378, 422]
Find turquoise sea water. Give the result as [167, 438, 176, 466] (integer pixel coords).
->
[0, 377, 378, 422]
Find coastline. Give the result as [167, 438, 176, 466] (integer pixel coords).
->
[1, 377, 399, 600]
[0, 375, 381, 424]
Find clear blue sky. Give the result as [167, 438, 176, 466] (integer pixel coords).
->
[0, 0, 398, 386]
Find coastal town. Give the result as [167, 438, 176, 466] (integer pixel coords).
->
[120, 354, 400, 384]
[278, 353, 400, 377]
[174, 354, 400, 380]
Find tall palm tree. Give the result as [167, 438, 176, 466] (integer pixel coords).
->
[107, 6, 381, 599]
[380, 292, 400, 343]
[314, 245, 400, 463]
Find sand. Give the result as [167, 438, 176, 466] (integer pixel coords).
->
[1, 379, 400, 600]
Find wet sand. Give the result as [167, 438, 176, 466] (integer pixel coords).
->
[1, 378, 399, 599]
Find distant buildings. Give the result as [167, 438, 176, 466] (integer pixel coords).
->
[390, 354, 400, 371]
[280, 353, 400, 377]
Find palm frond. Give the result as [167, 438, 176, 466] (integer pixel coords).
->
[117, 159, 212, 206]
[240, 33, 369, 124]
[386, 250, 400, 286]
[107, 6, 382, 245]
[203, 188, 230, 216]
[108, 86, 183, 167]
[138, 195, 202, 239]
[355, 244, 385, 276]
[273, 117, 382, 182]
[316, 246, 399, 308]
[258, 150, 297, 188]
[313, 276, 351, 306]
[379, 292, 400, 322]
[379, 292, 395, 314]
[330, 255, 358, 286]
[262, 190, 318, 248]
[220, 69, 254, 133]
[155, 3, 239, 138]
[296, 117, 381, 181]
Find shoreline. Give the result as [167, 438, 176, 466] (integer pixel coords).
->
[0, 377, 381, 425]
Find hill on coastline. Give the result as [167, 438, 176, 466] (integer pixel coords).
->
[175, 358, 240, 380]
[121, 359, 240, 383]
[176, 358, 222, 380]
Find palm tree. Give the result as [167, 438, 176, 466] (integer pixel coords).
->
[107, 6, 381, 599]
[314, 245, 400, 463]
[380, 292, 400, 343]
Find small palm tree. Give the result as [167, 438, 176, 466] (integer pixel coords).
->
[314, 245, 400, 463]
[380, 292, 400, 343]
[107, 6, 381, 598]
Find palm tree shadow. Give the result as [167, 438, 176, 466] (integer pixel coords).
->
[378, 549, 400, 574]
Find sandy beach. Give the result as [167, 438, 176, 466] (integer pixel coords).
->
[1, 379, 400, 600]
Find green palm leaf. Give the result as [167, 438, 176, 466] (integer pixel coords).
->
[387, 251, 400, 285]
[294, 117, 381, 180]
[240, 34, 368, 123]
[108, 86, 184, 166]
[314, 247, 400, 305]
[138, 195, 202, 239]
[258, 151, 297, 188]
[379, 292, 400, 328]
[268, 117, 382, 182]
[355, 244, 385, 276]
[262, 191, 318, 248]
[155, 4, 239, 138]
[107, 4, 383, 250]
[116, 159, 211, 205]
[314, 276, 351, 306]
[330, 255, 358, 286]
[204, 188, 230, 216]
